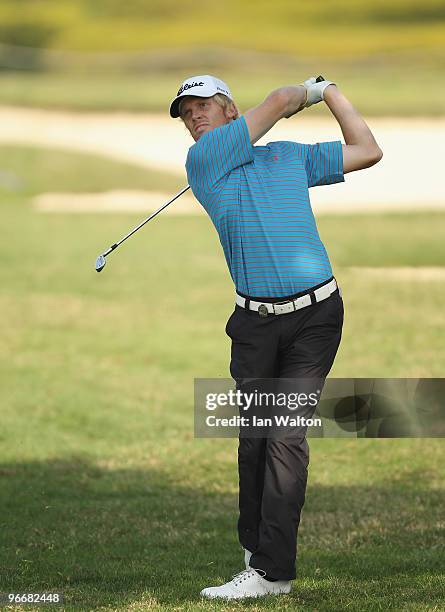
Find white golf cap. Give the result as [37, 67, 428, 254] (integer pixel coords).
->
[169, 74, 233, 118]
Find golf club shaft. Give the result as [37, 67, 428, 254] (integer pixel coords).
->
[100, 81, 323, 259]
[102, 185, 191, 257]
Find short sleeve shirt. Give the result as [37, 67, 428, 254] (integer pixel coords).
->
[186, 116, 344, 298]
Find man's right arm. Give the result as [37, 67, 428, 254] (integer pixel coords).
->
[243, 86, 307, 145]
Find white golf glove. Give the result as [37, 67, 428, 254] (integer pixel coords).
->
[301, 77, 335, 108]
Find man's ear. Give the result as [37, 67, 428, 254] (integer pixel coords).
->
[226, 105, 238, 120]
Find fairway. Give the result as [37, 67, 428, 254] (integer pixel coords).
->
[0, 0, 444, 116]
[1, 0, 444, 607]
[1, 65, 445, 117]
[1, 169, 444, 609]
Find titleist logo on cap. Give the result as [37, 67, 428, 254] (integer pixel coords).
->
[177, 81, 205, 96]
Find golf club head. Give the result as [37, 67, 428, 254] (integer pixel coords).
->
[95, 255, 106, 272]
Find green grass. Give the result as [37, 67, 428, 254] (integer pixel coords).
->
[0, 145, 183, 196]
[1, 59, 445, 116]
[1, 446, 443, 610]
[0, 147, 444, 609]
[318, 213, 445, 268]
[0, 0, 444, 56]
[0, 1, 444, 115]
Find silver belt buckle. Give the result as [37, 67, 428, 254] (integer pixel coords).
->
[258, 304, 269, 317]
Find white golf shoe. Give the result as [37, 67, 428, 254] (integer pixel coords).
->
[244, 547, 252, 569]
[200, 568, 291, 599]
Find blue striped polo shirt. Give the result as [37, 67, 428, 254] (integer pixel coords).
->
[186, 116, 344, 298]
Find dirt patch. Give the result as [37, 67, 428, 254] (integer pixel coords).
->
[33, 190, 201, 214]
[342, 267, 445, 281]
[32, 190, 445, 215]
[2, 106, 444, 210]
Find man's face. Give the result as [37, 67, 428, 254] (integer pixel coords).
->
[180, 96, 233, 141]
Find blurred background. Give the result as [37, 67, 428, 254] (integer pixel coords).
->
[0, 0, 444, 114]
[1, 1, 444, 610]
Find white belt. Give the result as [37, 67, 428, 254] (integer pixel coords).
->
[235, 278, 338, 316]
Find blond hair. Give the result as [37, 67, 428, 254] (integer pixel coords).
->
[213, 93, 239, 118]
[179, 93, 239, 120]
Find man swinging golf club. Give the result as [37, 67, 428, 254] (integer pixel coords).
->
[169, 74, 382, 599]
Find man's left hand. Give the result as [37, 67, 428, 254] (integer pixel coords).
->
[302, 77, 336, 108]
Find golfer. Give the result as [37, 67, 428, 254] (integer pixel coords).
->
[169, 75, 382, 599]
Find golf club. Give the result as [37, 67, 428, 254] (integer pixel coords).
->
[95, 184, 191, 272]
[95, 76, 325, 273]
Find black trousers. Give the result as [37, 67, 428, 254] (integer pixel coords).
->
[225, 280, 344, 580]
